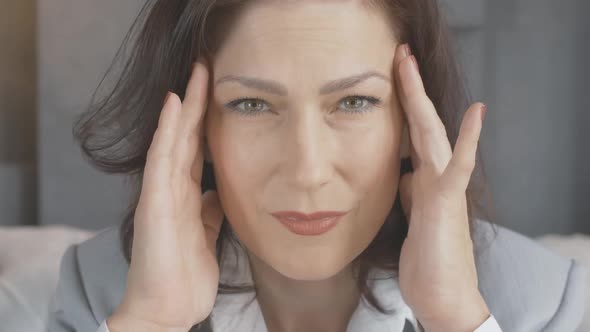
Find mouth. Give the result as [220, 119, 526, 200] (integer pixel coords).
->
[270, 211, 349, 236]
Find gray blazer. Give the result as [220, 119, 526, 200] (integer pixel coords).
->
[47, 219, 587, 332]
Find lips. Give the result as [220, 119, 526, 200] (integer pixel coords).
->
[271, 211, 348, 221]
[271, 211, 348, 236]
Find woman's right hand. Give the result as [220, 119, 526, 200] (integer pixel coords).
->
[107, 59, 225, 332]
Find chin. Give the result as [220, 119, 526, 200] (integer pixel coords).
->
[269, 250, 353, 281]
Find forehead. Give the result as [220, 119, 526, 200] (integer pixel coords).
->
[213, 1, 397, 83]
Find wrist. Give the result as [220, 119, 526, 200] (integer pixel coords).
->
[418, 291, 490, 332]
[107, 309, 191, 332]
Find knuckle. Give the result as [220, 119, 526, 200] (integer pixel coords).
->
[438, 121, 448, 136]
[423, 160, 440, 174]
[421, 123, 444, 140]
[422, 124, 437, 135]
[184, 128, 200, 145]
[432, 119, 447, 136]
[146, 147, 169, 164]
[455, 157, 476, 173]
[404, 92, 424, 110]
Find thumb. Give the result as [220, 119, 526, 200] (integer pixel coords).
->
[399, 172, 413, 223]
[201, 190, 225, 255]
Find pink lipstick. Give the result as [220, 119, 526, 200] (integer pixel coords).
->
[271, 211, 348, 236]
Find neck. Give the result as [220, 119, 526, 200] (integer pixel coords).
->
[246, 252, 361, 332]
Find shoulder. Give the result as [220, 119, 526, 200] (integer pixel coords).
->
[472, 218, 587, 331]
[48, 220, 587, 332]
[49, 226, 217, 332]
[48, 226, 127, 331]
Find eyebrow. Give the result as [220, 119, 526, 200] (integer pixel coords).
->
[214, 71, 390, 96]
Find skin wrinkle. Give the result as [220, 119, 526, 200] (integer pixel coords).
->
[70, 0, 495, 329]
[214, 71, 391, 96]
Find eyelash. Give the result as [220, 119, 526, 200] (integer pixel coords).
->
[225, 95, 383, 117]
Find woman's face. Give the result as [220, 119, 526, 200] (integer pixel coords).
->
[206, 1, 403, 280]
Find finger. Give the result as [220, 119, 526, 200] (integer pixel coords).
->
[393, 44, 417, 170]
[201, 190, 224, 254]
[442, 103, 485, 192]
[398, 54, 452, 172]
[143, 92, 182, 190]
[180, 58, 210, 139]
[146, 92, 182, 160]
[393, 43, 412, 107]
[176, 58, 210, 178]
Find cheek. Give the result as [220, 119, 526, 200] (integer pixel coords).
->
[341, 117, 400, 192]
[206, 115, 273, 224]
[207, 107, 265, 181]
[341, 114, 401, 234]
[213, 126, 275, 186]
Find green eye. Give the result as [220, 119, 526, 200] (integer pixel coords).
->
[226, 98, 270, 116]
[339, 95, 382, 113]
[225, 95, 382, 117]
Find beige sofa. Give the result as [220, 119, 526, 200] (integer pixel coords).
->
[0, 226, 93, 332]
[0, 226, 588, 332]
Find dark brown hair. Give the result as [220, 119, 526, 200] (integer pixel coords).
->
[74, 0, 497, 330]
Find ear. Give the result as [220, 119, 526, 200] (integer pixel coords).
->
[400, 123, 410, 159]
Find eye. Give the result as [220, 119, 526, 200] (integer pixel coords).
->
[338, 95, 382, 114]
[225, 95, 382, 116]
[225, 97, 271, 116]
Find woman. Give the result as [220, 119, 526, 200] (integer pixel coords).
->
[48, 0, 586, 331]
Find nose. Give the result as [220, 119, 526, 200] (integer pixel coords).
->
[283, 106, 333, 192]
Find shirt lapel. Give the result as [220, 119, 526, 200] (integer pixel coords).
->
[345, 268, 422, 331]
[210, 242, 423, 332]
[402, 319, 417, 332]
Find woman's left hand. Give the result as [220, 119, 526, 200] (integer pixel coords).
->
[393, 44, 490, 332]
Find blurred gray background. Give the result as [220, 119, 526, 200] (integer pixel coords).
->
[1, 0, 589, 236]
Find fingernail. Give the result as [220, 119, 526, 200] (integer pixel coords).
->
[195, 56, 208, 69]
[410, 55, 419, 72]
[402, 44, 411, 57]
[480, 104, 487, 122]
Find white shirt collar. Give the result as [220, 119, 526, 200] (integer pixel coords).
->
[209, 242, 422, 332]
